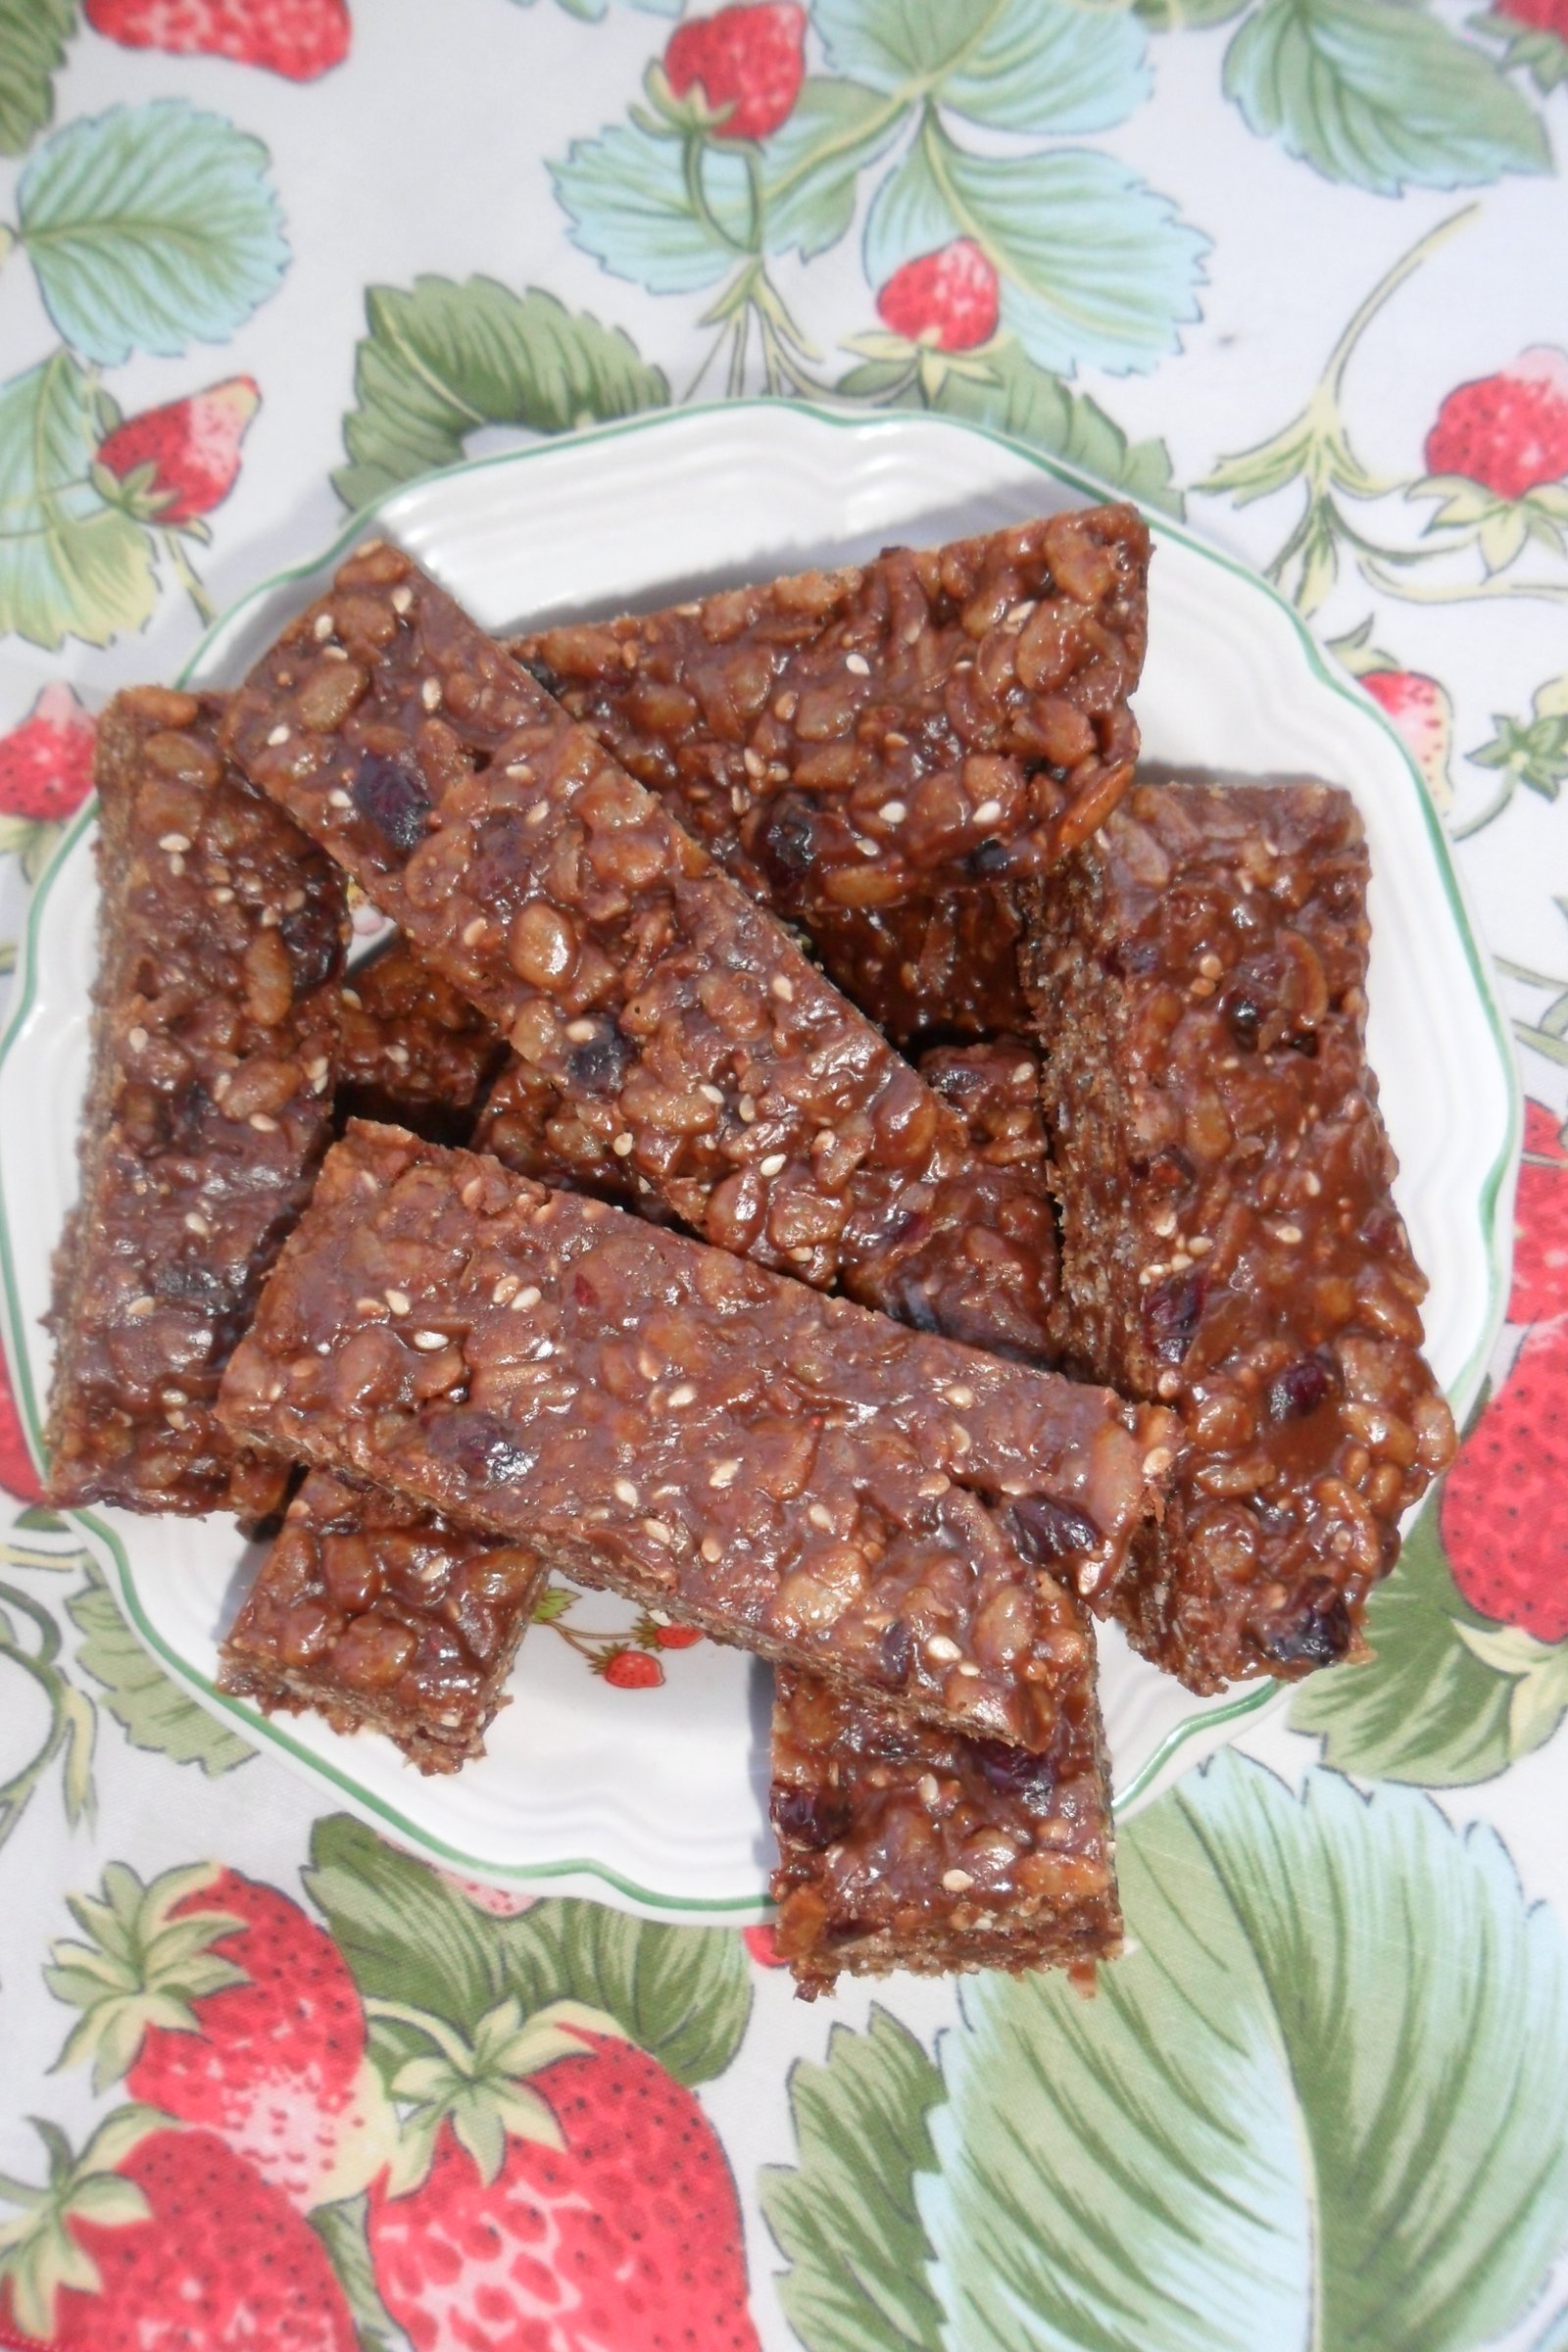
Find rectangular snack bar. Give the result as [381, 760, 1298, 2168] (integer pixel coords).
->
[220, 1468, 546, 1770]
[509, 506, 1148, 910]
[218, 1124, 1174, 1746]
[47, 689, 346, 1516]
[769, 1662, 1120, 1997]
[1019, 772, 1456, 1690]
[222, 544, 1059, 1364]
[337, 935, 506, 1138]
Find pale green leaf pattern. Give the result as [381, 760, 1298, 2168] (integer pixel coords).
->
[760, 2009, 945, 2352]
[919, 1755, 1568, 2352]
[865, 120, 1207, 374]
[928, 339, 1183, 514]
[552, 120, 752, 295]
[18, 100, 289, 365]
[0, 353, 158, 652]
[65, 1560, 252, 1775]
[813, 0, 1152, 135]
[308, 2196, 415, 2352]
[0, 0, 76, 157]
[1223, 0, 1551, 194]
[333, 276, 667, 509]
[759, 80, 909, 262]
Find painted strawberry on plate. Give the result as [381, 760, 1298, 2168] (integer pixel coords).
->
[94, 380, 261, 528]
[663, 5, 807, 140]
[84, 0, 351, 79]
[0, 2112, 359, 2351]
[1360, 668, 1453, 810]
[1415, 347, 1568, 571]
[365, 1994, 760, 2352]
[876, 241, 1001, 354]
[0, 684, 97, 886]
[47, 1862, 394, 2210]
[1444, 1315, 1568, 1642]
[1511, 1099, 1568, 1325]
[0, 1347, 43, 1505]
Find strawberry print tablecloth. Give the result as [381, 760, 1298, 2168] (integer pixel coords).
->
[1, 5, 1566, 2348]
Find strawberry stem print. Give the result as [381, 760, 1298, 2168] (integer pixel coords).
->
[533, 1582, 704, 1685]
[1495, 908, 1568, 1073]
[0, 1569, 96, 1853]
[1462, 669, 1568, 835]
[1201, 207, 1568, 615]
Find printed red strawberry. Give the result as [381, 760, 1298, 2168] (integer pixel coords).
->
[1424, 347, 1568, 501]
[365, 1996, 760, 2352]
[1512, 1098, 1568, 1324]
[1497, 0, 1568, 29]
[0, 2111, 358, 2350]
[84, 0, 350, 79]
[1443, 1314, 1568, 1642]
[94, 379, 260, 527]
[636, 1611, 705, 1651]
[876, 241, 1001, 353]
[742, 1923, 786, 1968]
[1478, 0, 1568, 92]
[1361, 667, 1454, 809]
[0, 1348, 43, 1506]
[0, 685, 95, 828]
[664, 5, 806, 140]
[47, 1862, 394, 2209]
[600, 1645, 664, 1688]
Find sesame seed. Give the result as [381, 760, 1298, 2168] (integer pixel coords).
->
[267, 724, 290, 747]
[807, 1503, 833, 1530]
[1276, 1222, 1303, 1245]
[1151, 1208, 1178, 1239]
[390, 585, 413, 614]
[699, 1083, 724, 1105]
[883, 730, 908, 750]
[701, 1536, 722, 1564]
[213, 1072, 231, 1098]
[942, 1869, 973, 1892]
[314, 611, 336, 639]
[917, 1474, 950, 1498]
[212, 888, 234, 904]
[956, 1662, 980, 1678]
[789, 1246, 815, 1261]
[614, 1479, 640, 1507]
[158, 832, 191, 854]
[773, 691, 798, 721]
[420, 677, 442, 710]
[926, 1634, 961, 1662]
[564, 1018, 597, 1043]
[328, 788, 353, 809]
[943, 1384, 976, 1409]
[1199, 951, 1224, 979]
[126, 1025, 149, 1052]
[709, 1459, 740, 1489]
[1143, 1446, 1175, 1479]
[971, 799, 1004, 828]
[321, 645, 349, 662]
[459, 1177, 484, 1208]
[1188, 1236, 1213, 1256]
[412, 1330, 448, 1350]
[248, 1112, 277, 1132]
[386, 1043, 411, 1066]
[183, 1211, 211, 1237]
[1303, 1171, 1323, 1198]
[525, 800, 550, 826]
[759, 1152, 786, 1178]
[730, 787, 747, 816]
[513, 1286, 542, 1311]
[612, 1133, 634, 1157]
[743, 749, 765, 778]
[354, 1296, 384, 1316]
[1168, 1250, 1193, 1271]
[642, 1518, 674, 1546]
[384, 1289, 411, 1315]
[878, 800, 907, 825]
[845, 652, 871, 676]
[769, 975, 794, 1003]
[951, 1427, 972, 1453]
[126, 1296, 155, 1318]
[169, 855, 185, 875]
[917, 1774, 941, 1807]
[738, 1096, 757, 1123]
[463, 917, 488, 946]
[667, 1385, 697, 1409]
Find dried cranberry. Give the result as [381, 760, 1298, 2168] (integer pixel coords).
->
[1144, 1267, 1207, 1365]
[278, 901, 343, 996]
[520, 656, 563, 701]
[351, 751, 431, 852]
[878, 1618, 913, 1687]
[759, 801, 815, 885]
[972, 1738, 1059, 1813]
[1109, 935, 1161, 978]
[1131, 1144, 1194, 1196]
[154, 1258, 237, 1311]
[771, 1785, 852, 1850]
[965, 838, 1010, 878]
[1289, 1027, 1318, 1056]
[424, 1409, 535, 1486]
[1266, 1355, 1332, 1423]
[1257, 1577, 1351, 1669]
[572, 1271, 598, 1307]
[1360, 1205, 1404, 1253]
[470, 810, 530, 908]
[1004, 1494, 1102, 1566]
[568, 1031, 633, 1095]
[1223, 989, 1262, 1051]
[167, 1078, 216, 1150]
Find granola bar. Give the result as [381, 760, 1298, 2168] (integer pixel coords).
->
[47, 689, 346, 1516]
[222, 543, 1058, 1362]
[1019, 773, 1456, 1690]
[220, 1469, 545, 1770]
[337, 935, 505, 1137]
[218, 1124, 1174, 1746]
[770, 1663, 1119, 1997]
[471, 1054, 654, 1212]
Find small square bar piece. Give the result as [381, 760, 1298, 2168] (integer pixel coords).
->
[1019, 773, 1456, 1690]
[220, 1469, 546, 1771]
[770, 1662, 1120, 1998]
[219, 1124, 1173, 1747]
[47, 689, 345, 1516]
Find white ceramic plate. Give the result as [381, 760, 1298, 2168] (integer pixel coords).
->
[0, 403, 1517, 1923]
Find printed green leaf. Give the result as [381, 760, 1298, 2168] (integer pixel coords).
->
[65, 1557, 251, 1775]
[920, 1754, 1568, 2352]
[0, 352, 159, 651]
[864, 117, 1206, 375]
[1223, 0, 1551, 194]
[1289, 1504, 1519, 1783]
[0, 0, 76, 157]
[1136, 0, 1252, 28]
[929, 338, 1183, 514]
[17, 99, 289, 365]
[552, 119, 751, 297]
[814, 0, 1151, 135]
[334, 275, 668, 510]
[760, 2008, 945, 2352]
[307, 1817, 750, 2084]
[311, 2194, 416, 2352]
[760, 79, 908, 262]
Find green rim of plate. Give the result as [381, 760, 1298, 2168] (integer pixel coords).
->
[0, 397, 1519, 1912]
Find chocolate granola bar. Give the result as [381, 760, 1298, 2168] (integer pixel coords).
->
[218, 1124, 1174, 1745]
[47, 689, 346, 1516]
[222, 543, 1058, 1362]
[1019, 773, 1456, 1690]
[337, 935, 505, 1137]
[770, 1662, 1119, 1997]
[220, 1468, 545, 1770]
